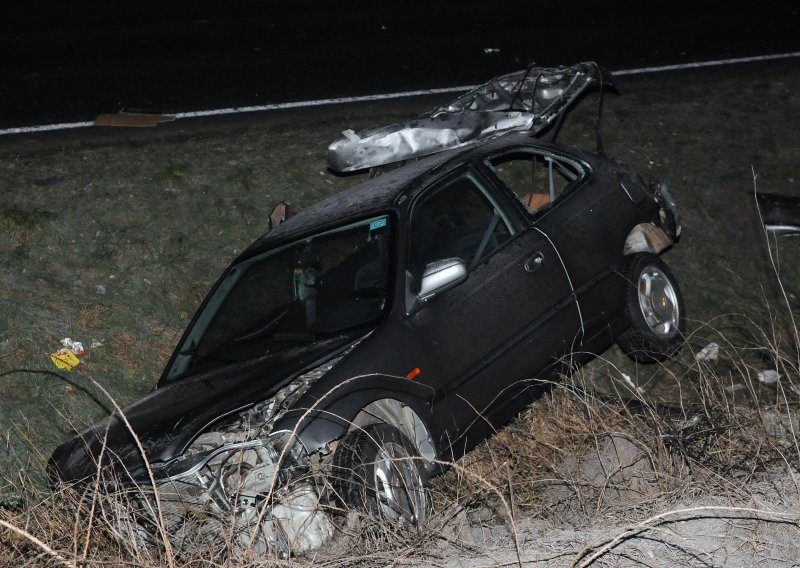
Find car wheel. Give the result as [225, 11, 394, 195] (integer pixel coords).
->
[331, 423, 428, 524]
[617, 253, 685, 362]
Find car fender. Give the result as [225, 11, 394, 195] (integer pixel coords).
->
[271, 374, 436, 459]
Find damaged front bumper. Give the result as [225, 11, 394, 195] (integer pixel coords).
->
[105, 432, 334, 559]
[79, 358, 347, 559]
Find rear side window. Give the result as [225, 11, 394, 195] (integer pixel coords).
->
[488, 151, 584, 214]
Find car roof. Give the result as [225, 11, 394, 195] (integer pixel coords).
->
[240, 144, 468, 258]
[240, 131, 590, 260]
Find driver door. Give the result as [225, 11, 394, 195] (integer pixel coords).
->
[406, 169, 580, 449]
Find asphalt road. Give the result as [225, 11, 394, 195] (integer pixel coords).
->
[4, 1, 800, 129]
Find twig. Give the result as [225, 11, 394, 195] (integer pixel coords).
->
[74, 368, 176, 567]
[0, 519, 79, 568]
[571, 505, 800, 567]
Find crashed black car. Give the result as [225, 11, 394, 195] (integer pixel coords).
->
[51, 64, 684, 557]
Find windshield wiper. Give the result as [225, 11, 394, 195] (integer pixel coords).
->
[233, 306, 291, 343]
[272, 331, 315, 343]
[179, 344, 240, 366]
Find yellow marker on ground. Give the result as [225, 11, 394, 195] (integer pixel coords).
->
[50, 351, 80, 371]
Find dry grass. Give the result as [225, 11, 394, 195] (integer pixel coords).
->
[2, 335, 799, 567]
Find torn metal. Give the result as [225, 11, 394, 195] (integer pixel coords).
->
[109, 356, 343, 558]
[328, 62, 611, 173]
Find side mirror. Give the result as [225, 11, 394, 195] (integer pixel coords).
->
[408, 258, 468, 315]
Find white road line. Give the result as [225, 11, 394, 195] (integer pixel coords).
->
[171, 86, 476, 119]
[3, 50, 800, 137]
[613, 51, 800, 75]
[1, 121, 95, 135]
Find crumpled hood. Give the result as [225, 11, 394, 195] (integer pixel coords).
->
[49, 335, 357, 485]
[328, 62, 612, 172]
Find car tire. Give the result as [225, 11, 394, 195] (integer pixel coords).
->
[617, 253, 685, 362]
[331, 422, 428, 524]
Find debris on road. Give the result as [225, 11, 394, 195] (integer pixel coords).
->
[94, 111, 176, 128]
[268, 201, 292, 231]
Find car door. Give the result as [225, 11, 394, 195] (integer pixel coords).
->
[405, 167, 580, 450]
[485, 146, 630, 341]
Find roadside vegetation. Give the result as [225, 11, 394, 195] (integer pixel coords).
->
[2, 63, 800, 565]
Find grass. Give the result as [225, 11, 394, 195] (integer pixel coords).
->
[2, 62, 800, 564]
[2, 356, 799, 566]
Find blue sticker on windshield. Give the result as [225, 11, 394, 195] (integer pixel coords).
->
[370, 218, 387, 231]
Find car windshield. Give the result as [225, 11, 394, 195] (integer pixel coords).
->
[165, 215, 392, 381]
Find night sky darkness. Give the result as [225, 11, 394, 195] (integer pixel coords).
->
[3, 1, 800, 128]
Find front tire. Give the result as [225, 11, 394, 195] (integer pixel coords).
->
[331, 423, 428, 524]
[617, 253, 685, 362]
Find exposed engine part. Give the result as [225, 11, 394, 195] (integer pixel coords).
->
[109, 356, 343, 558]
[235, 483, 335, 555]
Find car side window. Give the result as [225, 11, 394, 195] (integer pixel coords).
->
[488, 151, 584, 214]
[409, 172, 513, 283]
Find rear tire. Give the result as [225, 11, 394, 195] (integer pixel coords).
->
[617, 253, 685, 362]
[331, 423, 428, 524]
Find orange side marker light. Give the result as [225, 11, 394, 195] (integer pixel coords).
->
[406, 367, 421, 380]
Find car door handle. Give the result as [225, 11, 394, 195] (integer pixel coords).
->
[523, 251, 545, 272]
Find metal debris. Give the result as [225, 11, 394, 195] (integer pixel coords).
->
[328, 62, 611, 172]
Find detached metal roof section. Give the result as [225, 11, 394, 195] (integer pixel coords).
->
[328, 62, 611, 173]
